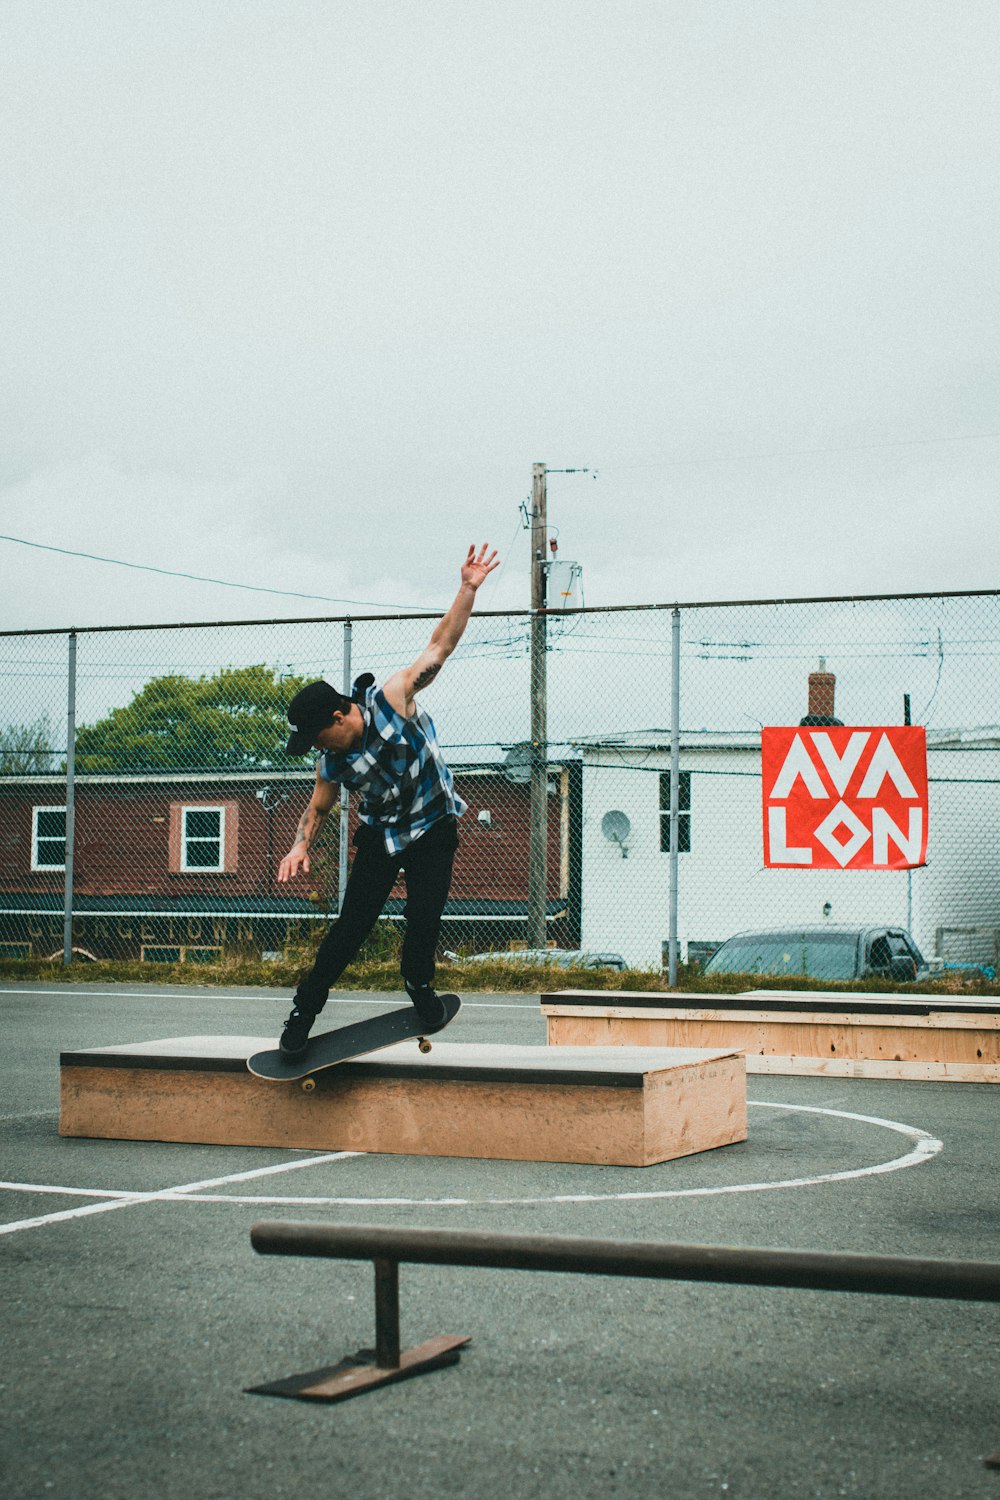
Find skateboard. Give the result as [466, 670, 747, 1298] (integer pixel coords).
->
[247, 994, 461, 1088]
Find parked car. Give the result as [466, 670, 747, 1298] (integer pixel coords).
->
[444, 947, 627, 971]
[702, 925, 929, 984]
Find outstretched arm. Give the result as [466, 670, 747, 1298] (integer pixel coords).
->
[383, 544, 499, 716]
[276, 769, 339, 882]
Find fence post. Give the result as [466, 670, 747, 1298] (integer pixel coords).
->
[528, 462, 549, 949]
[62, 630, 77, 966]
[668, 607, 681, 986]
[338, 620, 352, 916]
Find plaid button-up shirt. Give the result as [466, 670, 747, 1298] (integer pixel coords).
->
[318, 683, 467, 854]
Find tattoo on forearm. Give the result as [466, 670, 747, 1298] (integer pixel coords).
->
[295, 805, 327, 847]
[413, 662, 441, 691]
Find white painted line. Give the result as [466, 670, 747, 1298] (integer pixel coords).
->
[0, 988, 217, 1000]
[0, 1197, 161, 1236]
[0, 1151, 360, 1237]
[458, 1000, 538, 1010]
[159, 1104, 944, 1207]
[0, 1105, 942, 1220]
[177, 1132, 940, 1207]
[0, 987, 536, 1009]
[158, 1153, 364, 1197]
[0, 1182, 129, 1200]
[0, 1150, 363, 1201]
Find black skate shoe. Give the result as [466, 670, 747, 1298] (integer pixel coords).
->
[279, 1006, 316, 1060]
[404, 982, 450, 1033]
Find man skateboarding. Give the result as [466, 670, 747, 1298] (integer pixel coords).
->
[276, 542, 499, 1059]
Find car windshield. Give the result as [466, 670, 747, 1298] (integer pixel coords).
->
[705, 933, 860, 981]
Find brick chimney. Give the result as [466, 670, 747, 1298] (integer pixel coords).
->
[800, 658, 842, 726]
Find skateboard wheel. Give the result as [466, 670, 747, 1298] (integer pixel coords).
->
[301, 1077, 316, 1092]
[418, 1038, 432, 1054]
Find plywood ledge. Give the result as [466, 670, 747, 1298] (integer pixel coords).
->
[542, 989, 1000, 1019]
[59, 1038, 748, 1167]
[543, 993, 1000, 1084]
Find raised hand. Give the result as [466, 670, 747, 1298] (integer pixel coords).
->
[461, 543, 500, 591]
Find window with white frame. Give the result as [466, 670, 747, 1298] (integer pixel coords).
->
[32, 806, 67, 870]
[180, 805, 225, 871]
[658, 771, 691, 853]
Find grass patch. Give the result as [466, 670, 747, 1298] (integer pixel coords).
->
[1, 954, 996, 999]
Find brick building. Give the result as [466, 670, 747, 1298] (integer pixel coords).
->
[0, 764, 582, 963]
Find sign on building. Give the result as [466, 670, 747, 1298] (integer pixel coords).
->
[762, 726, 928, 870]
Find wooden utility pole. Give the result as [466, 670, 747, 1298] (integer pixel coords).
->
[527, 463, 549, 948]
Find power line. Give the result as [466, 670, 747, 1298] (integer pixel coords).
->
[0, 533, 433, 613]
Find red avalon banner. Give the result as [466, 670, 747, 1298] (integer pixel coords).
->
[762, 726, 929, 870]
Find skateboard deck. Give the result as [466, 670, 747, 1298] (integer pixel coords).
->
[247, 994, 461, 1085]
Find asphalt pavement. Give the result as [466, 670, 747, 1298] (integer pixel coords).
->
[1, 980, 998, 1500]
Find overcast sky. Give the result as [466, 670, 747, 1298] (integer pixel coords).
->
[2, 0, 998, 635]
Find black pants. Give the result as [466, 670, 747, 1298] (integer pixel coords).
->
[293, 815, 459, 1016]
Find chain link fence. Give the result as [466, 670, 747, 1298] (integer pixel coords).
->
[1, 590, 997, 983]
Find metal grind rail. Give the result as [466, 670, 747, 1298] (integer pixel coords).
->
[248, 1220, 1000, 1445]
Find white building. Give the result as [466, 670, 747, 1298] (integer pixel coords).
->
[576, 725, 1000, 972]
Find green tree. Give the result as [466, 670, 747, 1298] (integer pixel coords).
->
[75, 665, 311, 772]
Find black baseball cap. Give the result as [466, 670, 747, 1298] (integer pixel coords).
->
[285, 680, 348, 756]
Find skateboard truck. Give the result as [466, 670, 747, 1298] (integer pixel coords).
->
[298, 1031, 435, 1092]
[245, 1255, 470, 1403]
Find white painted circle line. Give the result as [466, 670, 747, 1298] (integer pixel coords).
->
[181, 1104, 942, 1207]
[0, 1152, 360, 1237]
[0, 1104, 942, 1216]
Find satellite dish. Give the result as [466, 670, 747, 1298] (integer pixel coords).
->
[601, 810, 631, 857]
